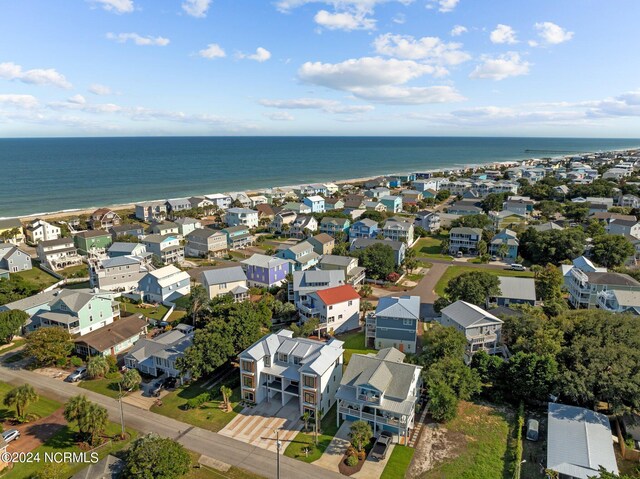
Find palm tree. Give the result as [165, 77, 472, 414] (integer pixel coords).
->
[531, 265, 543, 279]
[302, 411, 311, 432]
[120, 369, 141, 391]
[188, 284, 208, 326]
[498, 242, 509, 260]
[3, 384, 39, 420]
[349, 420, 373, 452]
[360, 300, 373, 320]
[220, 385, 233, 412]
[64, 395, 108, 445]
[86, 355, 109, 379]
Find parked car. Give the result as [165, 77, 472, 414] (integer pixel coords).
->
[490, 255, 498, 261]
[149, 381, 163, 397]
[2, 429, 20, 443]
[509, 264, 526, 271]
[456, 251, 463, 258]
[65, 367, 87, 382]
[370, 431, 393, 460]
[526, 419, 539, 441]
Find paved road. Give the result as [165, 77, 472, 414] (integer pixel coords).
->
[410, 263, 450, 319]
[0, 363, 343, 479]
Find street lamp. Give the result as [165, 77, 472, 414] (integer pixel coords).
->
[117, 381, 126, 439]
[274, 428, 282, 479]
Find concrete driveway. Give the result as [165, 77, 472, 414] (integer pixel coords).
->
[219, 399, 302, 453]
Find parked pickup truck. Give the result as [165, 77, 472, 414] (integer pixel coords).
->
[370, 431, 393, 460]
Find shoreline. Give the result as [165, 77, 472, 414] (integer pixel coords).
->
[5, 146, 638, 223]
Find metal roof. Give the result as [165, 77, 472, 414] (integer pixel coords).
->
[495, 277, 537, 302]
[201, 266, 247, 286]
[440, 300, 503, 329]
[375, 296, 421, 320]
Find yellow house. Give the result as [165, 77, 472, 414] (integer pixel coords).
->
[0, 218, 24, 244]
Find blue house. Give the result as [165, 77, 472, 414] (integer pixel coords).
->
[380, 195, 402, 213]
[320, 217, 351, 237]
[489, 228, 519, 261]
[241, 253, 290, 288]
[276, 240, 319, 271]
[365, 296, 420, 354]
[303, 195, 325, 213]
[349, 218, 379, 240]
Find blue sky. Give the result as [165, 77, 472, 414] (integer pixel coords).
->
[1, 0, 639, 137]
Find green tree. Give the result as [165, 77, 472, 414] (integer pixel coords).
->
[31, 462, 69, 479]
[480, 193, 508, 213]
[348, 420, 373, 452]
[120, 369, 141, 391]
[519, 227, 586, 264]
[419, 323, 467, 368]
[402, 247, 419, 274]
[443, 271, 500, 307]
[564, 203, 590, 223]
[535, 264, 565, 304]
[86, 355, 110, 379]
[451, 214, 492, 229]
[123, 434, 191, 479]
[425, 356, 482, 401]
[586, 220, 606, 238]
[63, 395, 108, 445]
[352, 243, 396, 280]
[476, 239, 488, 256]
[359, 284, 372, 298]
[290, 318, 319, 338]
[536, 200, 564, 220]
[428, 381, 458, 422]
[470, 350, 504, 385]
[332, 242, 349, 256]
[360, 210, 386, 225]
[24, 327, 73, 366]
[436, 190, 450, 202]
[187, 284, 208, 326]
[591, 235, 634, 268]
[3, 384, 38, 420]
[503, 352, 558, 403]
[588, 467, 638, 479]
[302, 411, 311, 432]
[220, 385, 233, 412]
[0, 309, 28, 344]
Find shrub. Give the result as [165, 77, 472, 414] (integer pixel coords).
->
[346, 455, 359, 467]
[70, 356, 83, 367]
[106, 355, 118, 373]
[386, 272, 400, 283]
[184, 393, 210, 410]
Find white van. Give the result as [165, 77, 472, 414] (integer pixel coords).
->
[509, 264, 526, 271]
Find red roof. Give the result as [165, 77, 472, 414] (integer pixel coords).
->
[315, 285, 360, 306]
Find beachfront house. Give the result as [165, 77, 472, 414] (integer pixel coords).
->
[336, 348, 422, 443]
[1, 288, 119, 336]
[141, 234, 184, 264]
[0, 218, 24, 244]
[298, 284, 360, 335]
[439, 300, 503, 361]
[201, 266, 249, 302]
[74, 230, 113, 256]
[221, 225, 254, 249]
[205, 193, 232, 210]
[303, 195, 325, 213]
[238, 330, 344, 419]
[137, 265, 191, 304]
[349, 218, 379, 240]
[241, 254, 290, 289]
[89, 208, 121, 230]
[276, 240, 320, 271]
[135, 201, 167, 222]
[165, 198, 192, 217]
[24, 219, 61, 245]
[124, 323, 194, 379]
[225, 208, 259, 229]
[37, 238, 83, 271]
[365, 296, 420, 354]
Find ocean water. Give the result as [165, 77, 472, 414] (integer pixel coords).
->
[1, 136, 639, 218]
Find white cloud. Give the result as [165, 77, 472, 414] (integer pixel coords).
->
[90, 0, 134, 14]
[528, 40, 538, 47]
[260, 98, 375, 113]
[534, 22, 574, 45]
[298, 57, 463, 104]
[106, 32, 170, 46]
[276, 0, 413, 14]
[68, 94, 87, 105]
[198, 43, 226, 59]
[427, 0, 459, 13]
[373, 33, 471, 66]
[182, 0, 212, 18]
[392, 13, 406, 24]
[490, 24, 517, 44]
[450, 25, 467, 36]
[237, 47, 272, 62]
[266, 112, 295, 121]
[0, 62, 72, 89]
[470, 52, 530, 80]
[89, 84, 112, 96]
[0, 94, 39, 109]
[314, 10, 376, 30]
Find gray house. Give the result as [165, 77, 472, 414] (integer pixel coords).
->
[366, 296, 420, 354]
[0, 243, 32, 274]
[185, 228, 228, 258]
[448, 227, 483, 254]
[488, 277, 537, 307]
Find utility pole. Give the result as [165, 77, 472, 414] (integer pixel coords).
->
[117, 382, 125, 439]
[314, 407, 319, 446]
[274, 428, 281, 479]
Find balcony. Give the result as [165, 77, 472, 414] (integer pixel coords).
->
[267, 378, 283, 389]
[298, 303, 321, 317]
[468, 333, 498, 344]
[338, 406, 405, 426]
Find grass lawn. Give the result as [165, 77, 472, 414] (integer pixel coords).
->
[419, 401, 516, 479]
[434, 265, 535, 297]
[14, 267, 58, 290]
[3, 422, 137, 479]
[381, 445, 415, 479]
[78, 373, 124, 400]
[59, 264, 89, 279]
[168, 310, 188, 322]
[0, 381, 61, 422]
[0, 339, 25, 354]
[335, 330, 376, 365]
[118, 301, 170, 321]
[186, 451, 265, 479]
[63, 280, 91, 290]
[284, 405, 338, 463]
[412, 236, 454, 261]
[2, 351, 26, 364]
[150, 380, 241, 433]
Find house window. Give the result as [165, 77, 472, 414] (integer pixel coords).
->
[240, 360, 254, 373]
[303, 375, 316, 388]
[264, 356, 271, 367]
[303, 391, 316, 404]
[243, 391, 254, 402]
[403, 319, 413, 326]
[348, 300, 353, 307]
[242, 374, 254, 389]
[278, 353, 288, 363]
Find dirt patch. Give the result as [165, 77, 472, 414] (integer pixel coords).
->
[407, 420, 467, 479]
[8, 407, 67, 454]
[34, 367, 78, 383]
